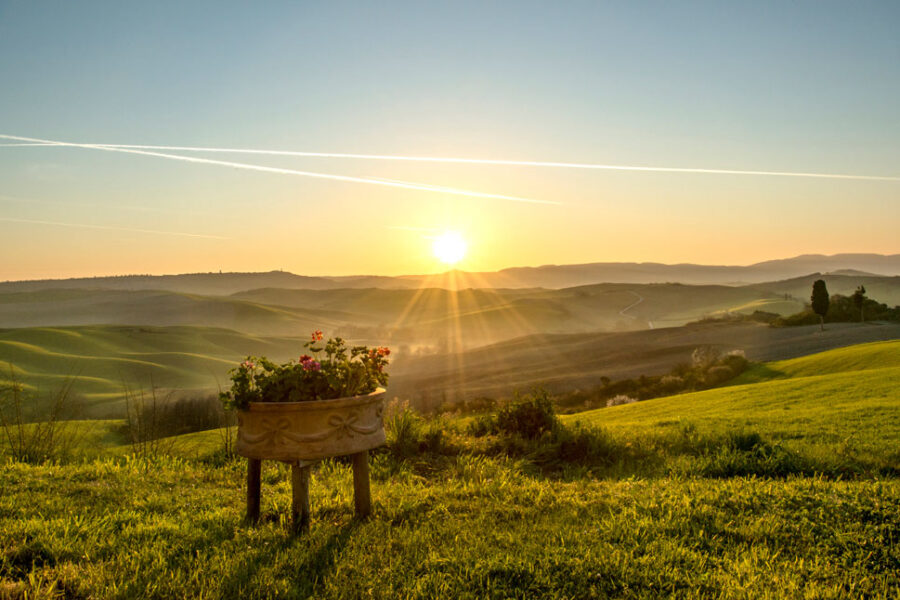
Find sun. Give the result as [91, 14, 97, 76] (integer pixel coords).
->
[432, 231, 467, 265]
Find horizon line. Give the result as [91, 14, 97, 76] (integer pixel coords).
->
[1, 252, 897, 285]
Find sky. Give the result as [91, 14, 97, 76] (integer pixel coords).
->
[1, 0, 898, 280]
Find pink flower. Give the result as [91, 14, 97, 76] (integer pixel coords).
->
[299, 354, 312, 363]
[241, 360, 255, 370]
[302, 360, 321, 372]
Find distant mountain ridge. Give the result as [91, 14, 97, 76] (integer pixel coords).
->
[2, 253, 898, 293]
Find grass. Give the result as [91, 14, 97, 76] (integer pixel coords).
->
[1, 340, 899, 598]
[2, 458, 899, 599]
[568, 340, 900, 473]
[733, 339, 900, 382]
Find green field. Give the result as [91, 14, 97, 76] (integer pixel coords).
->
[1, 341, 899, 597]
[0, 325, 309, 405]
[568, 340, 900, 474]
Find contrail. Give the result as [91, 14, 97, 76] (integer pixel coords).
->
[10, 139, 900, 183]
[0, 134, 556, 205]
[0, 193, 209, 216]
[387, 225, 441, 233]
[0, 216, 228, 239]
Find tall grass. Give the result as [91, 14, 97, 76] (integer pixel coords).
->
[0, 365, 84, 463]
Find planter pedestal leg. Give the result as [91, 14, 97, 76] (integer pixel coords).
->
[246, 458, 261, 523]
[291, 462, 311, 533]
[352, 450, 371, 518]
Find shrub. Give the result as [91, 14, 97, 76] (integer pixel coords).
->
[691, 345, 720, 370]
[494, 389, 559, 439]
[720, 349, 749, 373]
[658, 375, 684, 394]
[704, 365, 735, 386]
[606, 394, 638, 408]
[466, 413, 497, 437]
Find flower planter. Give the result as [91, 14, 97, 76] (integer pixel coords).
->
[236, 388, 386, 531]
[236, 388, 386, 462]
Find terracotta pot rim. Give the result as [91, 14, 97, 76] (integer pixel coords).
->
[241, 387, 386, 412]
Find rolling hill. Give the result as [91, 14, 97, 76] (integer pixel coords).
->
[0, 281, 800, 346]
[0, 289, 355, 335]
[389, 321, 900, 406]
[571, 340, 900, 459]
[749, 273, 900, 305]
[0, 325, 309, 412]
[5, 320, 899, 416]
[2, 271, 896, 349]
[2, 253, 898, 293]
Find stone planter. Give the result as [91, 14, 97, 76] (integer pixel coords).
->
[236, 388, 386, 462]
[236, 388, 386, 531]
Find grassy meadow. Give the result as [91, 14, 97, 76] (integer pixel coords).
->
[2, 341, 899, 598]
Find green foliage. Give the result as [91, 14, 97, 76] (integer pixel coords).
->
[220, 332, 390, 410]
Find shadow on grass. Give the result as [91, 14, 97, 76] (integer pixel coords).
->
[288, 520, 361, 597]
[731, 364, 786, 384]
[216, 520, 361, 597]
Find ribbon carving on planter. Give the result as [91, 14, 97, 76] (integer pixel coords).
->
[238, 408, 384, 449]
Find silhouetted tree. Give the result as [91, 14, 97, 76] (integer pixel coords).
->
[811, 279, 830, 331]
[852, 285, 867, 322]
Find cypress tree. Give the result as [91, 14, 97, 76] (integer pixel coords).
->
[852, 285, 867, 322]
[811, 279, 830, 331]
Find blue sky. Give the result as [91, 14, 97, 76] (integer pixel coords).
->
[1, 1, 898, 278]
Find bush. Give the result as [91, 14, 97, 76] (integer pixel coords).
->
[605, 394, 637, 408]
[691, 346, 720, 370]
[494, 389, 559, 439]
[658, 375, 684, 394]
[704, 365, 736, 386]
